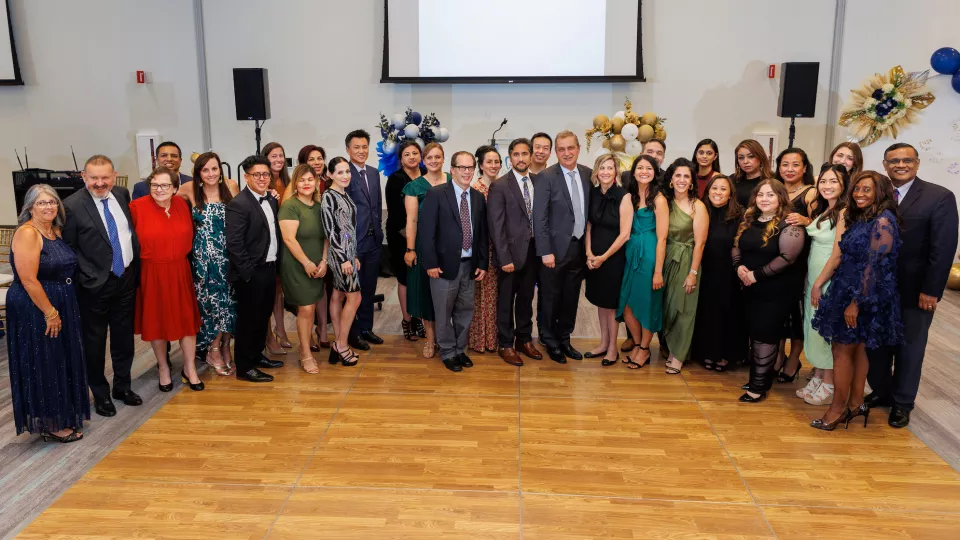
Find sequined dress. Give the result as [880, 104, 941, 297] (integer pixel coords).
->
[321, 189, 361, 293]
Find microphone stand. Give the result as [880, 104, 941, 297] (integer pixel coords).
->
[490, 118, 508, 146]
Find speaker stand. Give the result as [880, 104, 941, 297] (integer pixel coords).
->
[254, 120, 263, 155]
[787, 117, 796, 150]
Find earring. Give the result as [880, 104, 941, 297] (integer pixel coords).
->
[219, 177, 223, 184]
[669, 182, 674, 188]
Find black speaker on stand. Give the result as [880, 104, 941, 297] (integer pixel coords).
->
[777, 62, 819, 149]
[233, 68, 271, 154]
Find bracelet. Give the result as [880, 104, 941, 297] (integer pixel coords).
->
[689, 269, 698, 276]
[406, 248, 416, 253]
[45, 308, 59, 321]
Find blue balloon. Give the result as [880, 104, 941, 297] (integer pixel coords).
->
[953, 71, 960, 94]
[931, 47, 960, 75]
[410, 111, 423, 125]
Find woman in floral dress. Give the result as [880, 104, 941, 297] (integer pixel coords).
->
[468, 145, 501, 353]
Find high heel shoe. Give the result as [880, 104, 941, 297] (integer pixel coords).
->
[204, 346, 233, 376]
[738, 391, 767, 403]
[273, 328, 293, 349]
[412, 317, 426, 339]
[776, 362, 802, 383]
[330, 343, 359, 366]
[811, 408, 852, 431]
[623, 346, 650, 369]
[846, 403, 870, 428]
[402, 319, 419, 341]
[41, 430, 83, 443]
[181, 370, 205, 391]
[265, 337, 288, 356]
[601, 353, 619, 366]
[158, 361, 173, 392]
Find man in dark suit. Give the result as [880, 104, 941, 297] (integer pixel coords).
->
[865, 143, 959, 427]
[533, 131, 592, 363]
[62, 155, 142, 417]
[344, 129, 384, 351]
[132, 141, 192, 199]
[488, 138, 543, 366]
[420, 151, 489, 372]
[225, 155, 285, 383]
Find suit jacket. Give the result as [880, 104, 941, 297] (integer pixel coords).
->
[345, 163, 383, 254]
[132, 173, 192, 200]
[62, 186, 141, 290]
[488, 170, 537, 270]
[895, 177, 959, 304]
[419, 182, 489, 280]
[532, 162, 593, 261]
[225, 188, 282, 283]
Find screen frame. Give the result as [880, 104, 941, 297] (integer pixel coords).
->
[0, 0, 23, 86]
[380, 0, 644, 84]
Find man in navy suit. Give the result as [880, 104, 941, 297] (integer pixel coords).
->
[865, 143, 959, 428]
[420, 151, 489, 372]
[132, 141, 192, 199]
[344, 130, 384, 351]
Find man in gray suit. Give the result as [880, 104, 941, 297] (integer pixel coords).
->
[533, 131, 592, 363]
[488, 138, 544, 366]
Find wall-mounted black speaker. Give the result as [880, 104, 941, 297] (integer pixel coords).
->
[233, 68, 271, 121]
[777, 62, 819, 118]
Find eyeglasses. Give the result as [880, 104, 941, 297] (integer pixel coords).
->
[34, 200, 58, 208]
[151, 183, 174, 192]
[884, 158, 917, 166]
[453, 165, 476, 173]
[246, 172, 272, 180]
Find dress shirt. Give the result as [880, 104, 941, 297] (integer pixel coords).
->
[513, 168, 535, 204]
[89, 190, 134, 268]
[351, 162, 372, 195]
[248, 188, 278, 262]
[452, 181, 474, 258]
[559, 164, 585, 237]
[895, 178, 915, 202]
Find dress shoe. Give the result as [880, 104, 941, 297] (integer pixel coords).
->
[499, 347, 524, 366]
[442, 357, 463, 372]
[111, 389, 143, 406]
[864, 392, 894, 409]
[888, 406, 911, 428]
[547, 348, 567, 364]
[359, 330, 384, 345]
[237, 368, 274, 383]
[94, 398, 117, 417]
[458, 353, 473, 368]
[348, 334, 371, 351]
[560, 343, 582, 360]
[516, 340, 542, 360]
[255, 355, 284, 369]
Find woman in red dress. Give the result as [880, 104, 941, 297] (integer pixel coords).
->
[130, 166, 204, 392]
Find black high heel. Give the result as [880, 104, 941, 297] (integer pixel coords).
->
[330, 343, 359, 366]
[181, 370, 205, 391]
[413, 318, 426, 338]
[601, 353, 619, 366]
[846, 404, 870, 428]
[41, 430, 83, 443]
[158, 362, 173, 392]
[622, 346, 650, 369]
[402, 319, 419, 341]
[738, 391, 767, 403]
[811, 408, 852, 431]
[328, 345, 341, 365]
[776, 362, 802, 383]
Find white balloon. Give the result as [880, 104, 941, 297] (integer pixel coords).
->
[621, 123, 639, 141]
[593, 146, 609, 161]
[403, 124, 420, 139]
[436, 127, 450, 143]
[382, 139, 398, 155]
[392, 113, 406, 129]
[625, 140, 643, 156]
[613, 111, 626, 121]
[415, 138, 425, 149]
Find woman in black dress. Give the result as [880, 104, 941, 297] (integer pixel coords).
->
[691, 175, 743, 371]
[732, 180, 807, 402]
[384, 140, 424, 341]
[584, 153, 632, 365]
[732, 139, 772, 207]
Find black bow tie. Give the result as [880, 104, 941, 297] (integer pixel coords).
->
[258, 195, 270, 205]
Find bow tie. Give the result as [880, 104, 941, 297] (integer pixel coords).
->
[258, 195, 270, 205]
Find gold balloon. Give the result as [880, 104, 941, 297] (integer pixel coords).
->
[593, 114, 610, 128]
[947, 263, 960, 290]
[641, 112, 658, 126]
[602, 138, 611, 149]
[637, 124, 655, 143]
[611, 116, 625, 134]
[190, 152, 201, 163]
[610, 134, 626, 152]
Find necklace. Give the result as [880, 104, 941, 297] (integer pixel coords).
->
[30, 220, 56, 240]
[757, 214, 775, 223]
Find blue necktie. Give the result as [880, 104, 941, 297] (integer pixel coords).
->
[101, 199, 125, 277]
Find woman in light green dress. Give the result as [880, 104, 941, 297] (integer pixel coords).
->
[798, 165, 849, 405]
[660, 159, 709, 374]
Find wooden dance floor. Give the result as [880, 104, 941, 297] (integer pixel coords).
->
[16, 332, 960, 539]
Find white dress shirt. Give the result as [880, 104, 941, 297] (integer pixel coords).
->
[248, 188, 278, 262]
[895, 178, 915, 202]
[513, 168, 535, 206]
[90, 190, 134, 268]
[452, 182, 474, 258]
[559, 164, 586, 236]
[351, 162, 372, 195]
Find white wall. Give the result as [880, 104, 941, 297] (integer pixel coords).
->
[0, 0, 204, 223]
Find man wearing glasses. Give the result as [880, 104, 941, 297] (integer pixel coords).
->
[132, 141, 192, 200]
[420, 151, 489, 372]
[225, 155, 285, 383]
[865, 143, 958, 428]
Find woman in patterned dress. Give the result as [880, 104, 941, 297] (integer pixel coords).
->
[321, 157, 361, 366]
[468, 145, 500, 353]
[178, 152, 240, 376]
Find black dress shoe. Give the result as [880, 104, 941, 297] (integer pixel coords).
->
[237, 368, 274, 383]
[442, 357, 463, 372]
[864, 392, 894, 409]
[255, 354, 284, 369]
[560, 344, 582, 360]
[111, 389, 143, 406]
[348, 335, 371, 351]
[359, 330, 384, 345]
[738, 391, 767, 403]
[458, 353, 473, 368]
[888, 406, 911, 428]
[94, 398, 117, 417]
[547, 348, 567, 364]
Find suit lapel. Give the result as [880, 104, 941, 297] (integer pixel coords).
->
[556, 166, 574, 213]
[81, 189, 110, 243]
[898, 178, 923, 215]
[507, 173, 527, 216]
[244, 189, 267, 233]
[444, 183, 461, 232]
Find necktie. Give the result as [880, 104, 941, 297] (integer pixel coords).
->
[568, 170, 584, 238]
[460, 190, 472, 250]
[521, 176, 532, 223]
[101, 199, 125, 277]
[894, 188, 900, 203]
[358, 168, 370, 198]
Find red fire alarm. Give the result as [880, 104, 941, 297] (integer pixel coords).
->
[768, 65, 776, 78]
[136, 71, 145, 84]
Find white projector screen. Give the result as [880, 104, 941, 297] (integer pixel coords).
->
[0, 0, 22, 85]
[382, 0, 643, 83]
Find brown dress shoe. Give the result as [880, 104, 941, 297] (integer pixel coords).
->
[516, 340, 543, 360]
[620, 338, 636, 352]
[499, 348, 524, 366]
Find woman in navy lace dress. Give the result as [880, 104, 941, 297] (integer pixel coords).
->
[6, 185, 89, 442]
[811, 171, 902, 431]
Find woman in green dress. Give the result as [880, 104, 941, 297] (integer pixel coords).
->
[402, 142, 450, 358]
[660, 158, 709, 374]
[618, 155, 668, 369]
[278, 164, 329, 373]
